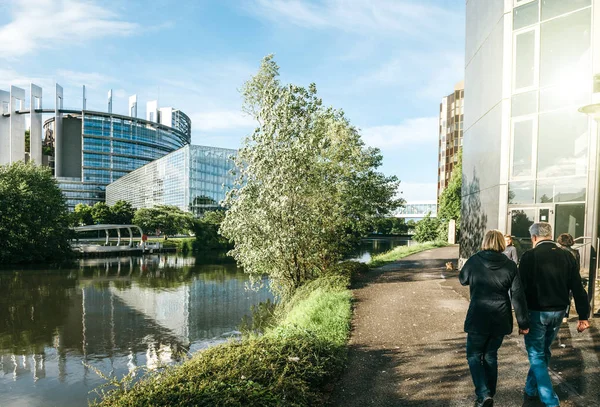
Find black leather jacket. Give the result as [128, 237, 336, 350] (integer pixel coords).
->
[460, 250, 529, 335]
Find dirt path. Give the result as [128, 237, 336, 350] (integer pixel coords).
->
[330, 246, 600, 407]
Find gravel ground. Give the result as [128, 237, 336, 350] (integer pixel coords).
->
[330, 246, 600, 407]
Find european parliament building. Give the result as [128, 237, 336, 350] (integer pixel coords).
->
[0, 83, 191, 209]
[106, 145, 237, 215]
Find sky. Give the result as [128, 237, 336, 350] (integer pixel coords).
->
[0, 0, 465, 202]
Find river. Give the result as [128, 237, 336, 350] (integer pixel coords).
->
[0, 238, 408, 407]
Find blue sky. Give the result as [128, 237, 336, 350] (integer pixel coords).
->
[0, 0, 465, 202]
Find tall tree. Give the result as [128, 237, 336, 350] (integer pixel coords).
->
[91, 202, 112, 224]
[438, 150, 462, 239]
[110, 200, 135, 224]
[0, 162, 71, 263]
[71, 203, 94, 226]
[133, 205, 193, 236]
[220, 55, 401, 298]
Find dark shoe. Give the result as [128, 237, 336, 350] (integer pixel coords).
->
[522, 393, 542, 407]
[474, 397, 493, 407]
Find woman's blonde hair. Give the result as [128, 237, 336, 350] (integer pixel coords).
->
[481, 229, 506, 252]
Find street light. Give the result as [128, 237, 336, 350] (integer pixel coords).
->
[578, 102, 600, 317]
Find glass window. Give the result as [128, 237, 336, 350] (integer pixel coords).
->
[512, 119, 534, 177]
[554, 203, 585, 239]
[514, 0, 539, 30]
[511, 209, 535, 237]
[540, 8, 591, 87]
[515, 30, 537, 90]
[540, 83, 590, 112]
[537, 109, 588, 178]
[512, 90, 537, 117]
[536, 177, 586, 203]
[541, 0, 591, 21]
[509, 181, 535, 204]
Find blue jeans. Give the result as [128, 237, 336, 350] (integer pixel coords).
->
[524, 310, 564, 407]
[466, 333, 505, 401]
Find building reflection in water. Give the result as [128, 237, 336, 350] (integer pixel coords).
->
[0, 254, 272, 407]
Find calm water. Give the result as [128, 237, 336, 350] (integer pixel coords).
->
[0, 254, 272, 407]
[0, 238, 406, 407]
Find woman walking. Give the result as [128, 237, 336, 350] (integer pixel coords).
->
[460, 230, 530, 407]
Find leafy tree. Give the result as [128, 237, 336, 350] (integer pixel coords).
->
[192, 210, 231, 250]
[220, 55, 401, 298]
[91, 202, 112, 224]
[25, 130, 30, 153]
[133, 205, 193, 236]
[438, 150, 462, 240]
[0, 162, 72, 263]
[413, 212, 441, 243]
[111, 200, 135, 224]
[71, 203, 94, 226]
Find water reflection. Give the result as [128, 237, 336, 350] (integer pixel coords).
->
[348, 237, 411, 262]
[0, 254, 272, 407]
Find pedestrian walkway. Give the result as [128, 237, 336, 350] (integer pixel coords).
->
[331, 246, 600, 407]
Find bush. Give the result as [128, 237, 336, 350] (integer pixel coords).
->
[413, 213, 441, 243]
[0, 162, 72, 263]
[95, 267, 353, 407]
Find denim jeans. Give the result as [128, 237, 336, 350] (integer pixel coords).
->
[466, 333, 505, 401]
[524, 310, 565, 407]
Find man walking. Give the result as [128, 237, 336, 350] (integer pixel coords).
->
[518, 223, 590, 407]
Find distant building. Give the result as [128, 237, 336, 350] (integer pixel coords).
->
[438, 81, 464, 199]
[396, 201, 437, 221]
[0, 83, 191, 210]
[106, 144, 237, 215]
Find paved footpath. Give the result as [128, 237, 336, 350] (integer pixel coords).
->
[331, 246, 600, 407]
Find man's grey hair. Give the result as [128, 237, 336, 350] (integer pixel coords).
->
[529, 222, 552, 238]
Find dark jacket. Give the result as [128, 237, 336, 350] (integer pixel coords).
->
[562, 246, 581, 271]
[460, 250, 529, 335]
[519, 240, 589, 319]
[503, 245, 519, 264]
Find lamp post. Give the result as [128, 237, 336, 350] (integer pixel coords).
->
[577, 103, 600, 317]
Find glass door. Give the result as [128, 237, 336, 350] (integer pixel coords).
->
[508, 206, 554, 255]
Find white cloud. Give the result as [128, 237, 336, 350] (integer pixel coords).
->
[0, 0, 138, 58]
[361, 117, 438, 149]
[245, 0, 459, 36]
[55, 70, 115, 89]
[190, 110, 256, 132]
[397, 182, 437, 202]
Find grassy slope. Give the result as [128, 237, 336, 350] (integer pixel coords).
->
[368, 241, 448, 268]
[96, 273, 352, 407]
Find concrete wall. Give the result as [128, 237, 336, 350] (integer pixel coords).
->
[59, 116, 82, 179]
[30, 84, 43, 165]
[0, 90, 9, 165]
[9, 86, 25, 163]
[461, 0, 512, 259]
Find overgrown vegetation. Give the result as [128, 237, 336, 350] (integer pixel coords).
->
[413, 212, 441, 243]
[0, 162, 72, 264]
[95, 265, 354, 407]
[437, 150, 462, 240]
[221, 55, 401, 299]
[368, 241, 448, 268]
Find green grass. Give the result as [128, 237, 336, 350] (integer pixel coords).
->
[368, 241, 448, 268]
[95, 267, 354, 407]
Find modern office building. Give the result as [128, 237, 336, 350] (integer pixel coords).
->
[438, 81, 464, 199]
[0, 84, 191, 209]
[106, 144, 237, 215]
[462, 0, 597, 278]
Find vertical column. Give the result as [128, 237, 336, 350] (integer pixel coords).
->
[82, 85, 87, 110]
[107, 89, 112, 113]
[30, 84, 43, 165]
[146, 100, 158, 122]
[10, 86, 26, 163]
[128, 95, 137, 117]
[55, 83, 63, 177]
[0, 90, 9, 165]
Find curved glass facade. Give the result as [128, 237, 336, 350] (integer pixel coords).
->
[49, 111, 191, 209]
[106, 145, 237, 216]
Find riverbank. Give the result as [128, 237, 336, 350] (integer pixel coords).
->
[368, 241, 448, 268]
[95, 264, 355, 406]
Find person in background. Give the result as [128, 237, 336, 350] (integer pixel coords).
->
[518, 223, 590, 407]
[556, 233, 580, 323]
[503, 235, 519, 264]
[460, 229, 529, 407]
